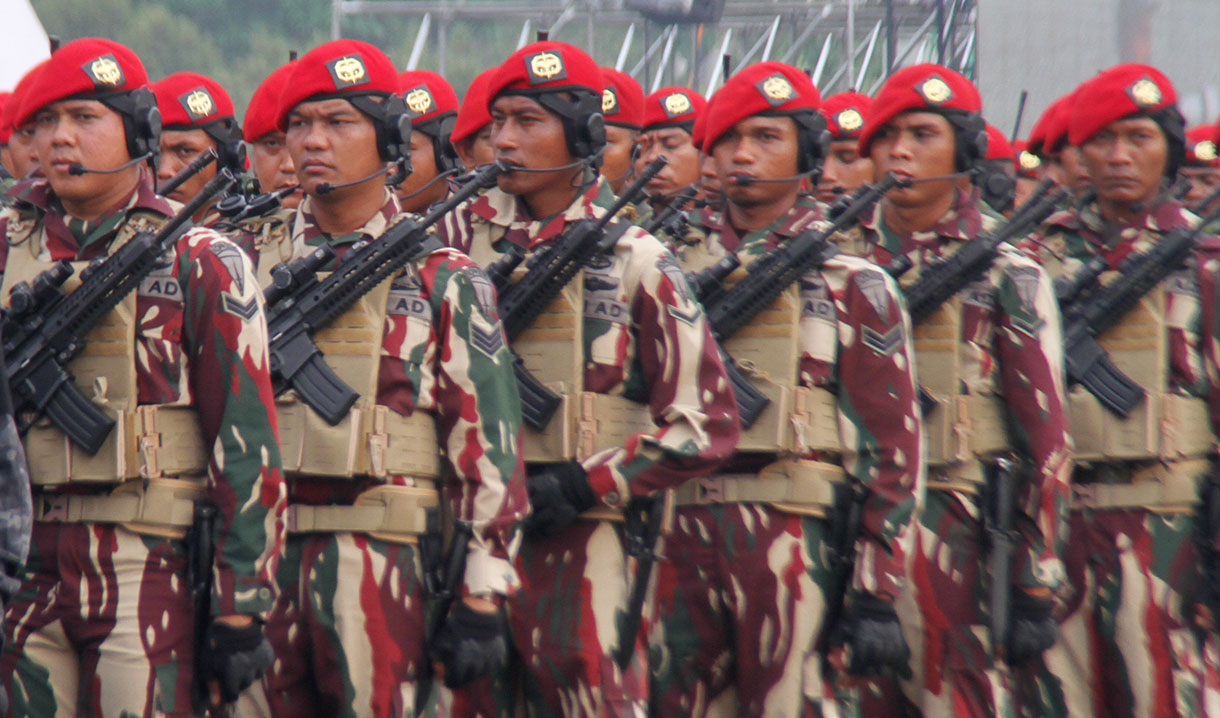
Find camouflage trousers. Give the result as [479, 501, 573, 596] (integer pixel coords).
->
[1, 522, 196, 717]
[452, 518, 648, 718]
[648, 503, 855, 718]
[1022, 508, 1207, 718]
[256, 531, 433, 718]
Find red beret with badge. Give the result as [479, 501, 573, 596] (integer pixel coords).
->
[152, 72, 235, 130]
[397, 70, 459, 128]
[1067, 63, 1177, 147]
[703, 62, 821, 152]
[451, 67, 496, 145]
[1186, 125, 1219, 168]
[485, 41, 604, 104]
[243, 61, 296, 142]
[1012, 139, 1041, 178]
[984, 123, 1014, 161]
[600, 67, 644, 130]
[276, 39, 400, 131]
[822, 91, 871, 140]
[858, 63, 981, 157]
[15, 38, 148, 127]
[643, 86, 706, 132]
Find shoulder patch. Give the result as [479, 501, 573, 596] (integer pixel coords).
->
[462, 266, 498, 319]
[855, 269, 890, 317]
[210, 241, 248, 295]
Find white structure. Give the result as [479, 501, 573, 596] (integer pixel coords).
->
[0, 0, 50, 91]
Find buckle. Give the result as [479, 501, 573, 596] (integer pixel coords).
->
[694, 477, 726, 503]
[39, 495, 70, 522]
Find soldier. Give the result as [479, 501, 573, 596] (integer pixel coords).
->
[0, 37, 285, 716]
[1029, 93, 1090, 197]
[979, 123, 1018, 215]
[600, 67, 644, 195]
[836, 64, 1071, 717]
[0, 62, 47, 183]
[437, 40, 739, 717]
[253, 39, 525, 717]
[816, 90, 873, 204]
[638, 86, 705, 218]
[0, 338, 32, 718]
[151, 72, 245, 224]
[1182, 124, 1220, 213]
[243, 61, 301, 211]
[396, 70, 461, 212]
[650, 60, 923, 717]
[1012, 140, 1043, 210]
[450, 68, 496, 172]
[1021, 63, 1220, 718]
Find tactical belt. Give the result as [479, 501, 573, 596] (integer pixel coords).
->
[25, 405, 207, 486]
[286, 484, 440, 544]
[34, 477, 205, 539]
[671, 459, 845, 518]
[278, 402, 442, 479]
[924, 393, 1009, 466]
[1069, 391, 1212, 462]
[736, 386, 842, 455]
[524, 391, 657, 463]
[1072, 459, 1209, 512]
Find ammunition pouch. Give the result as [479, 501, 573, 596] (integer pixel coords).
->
[277, 402, 441, 480]
[671, 459, 846, 518]
[34, 476, 206, 539]
[1072, 459, 1209, 512]
[286, 484, 440, 543]
[923, 394, 1009, 466]
[1069, 391, 1212, 462]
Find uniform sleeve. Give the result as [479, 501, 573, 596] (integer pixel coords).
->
[993, 254, 1072, 593]
[425, 253, 527, 598]
[179, 229, 286, 617]
[582, 241, 740, 503]
[0, 347, 31, 605]
[832, 264, 923, 599]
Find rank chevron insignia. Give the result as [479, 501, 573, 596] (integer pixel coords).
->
[861, 325, 904, 356]
[470, 321, 505, 357]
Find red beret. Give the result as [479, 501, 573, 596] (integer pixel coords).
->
[691, 102, 709, 150]
[1, 61, 47, 140]
[703, 62, 821, 152]
[858, 63, 981, 157]
[984, 123, 1013, 161]
[600, 67, 644, 130]
[152, 72, 235, 130]
[15, 38, 148, 127]
[276, 39, 399, 132]
[1186, 125, 1219, 168]
[1068, 63, 1177, 147]
[451, 67, 495, 145]
[486, 41, 603, 105]
[822, 91, 871, 140]
[1012, 139, 1042, 178]
[0, 93, 12, 144]
[643, 86, 706, 132]
[397, 70, 459, 128]
[243, 61, 296, 142]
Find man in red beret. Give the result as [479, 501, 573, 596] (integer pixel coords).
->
[151, 71, 244, 223]
[1030, 92, 1091, 197]
[978, 122, 1017, 214]
[437, 40, 737, 718]
[1021, 63, 1220, 718]
[637, 86, 705, 219]
[817, 90, 874, 204]
[0, 37, 285, 717]
[600, 67, 644, 195]
[250, 38, 525, 717]
[654, 60, 921, 716]
[0, 62, 47, 184]
[837, 63, 1070, 718]
[1181, 124, 1220, 214]
[243, 60, 300, 211]
[450, 68, 496, 172]
[396, 69, 461, 212]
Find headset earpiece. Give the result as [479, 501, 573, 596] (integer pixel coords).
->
[536, 90, 605, 166]
[944, 111, 988, 173]
[791, 111, 830, 177]
[428, 114, 461, 174]
[204, 118, 247, 174]
[129, 88, 161, 163]
[976, 159, 1016, 214]
[349, 94, 414, 177]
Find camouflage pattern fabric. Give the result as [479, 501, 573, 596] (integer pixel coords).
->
[438, 176, 739, 717]
[0, 169, 286, 716]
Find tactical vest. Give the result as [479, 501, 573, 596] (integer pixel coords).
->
[3, 210, 208, 538]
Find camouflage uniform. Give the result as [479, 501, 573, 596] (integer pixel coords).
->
[254, 190, 526, 718]
[837, 188, 1072, 718]
[0, 332, 31, 714]
[1020, 197, 1220, 718]
[0, 170, 286, 717]
[438, 175, 739, 718]
[654, 192, 924, 717]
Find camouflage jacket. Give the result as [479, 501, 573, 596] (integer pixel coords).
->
[0, 170, 286, 616]
[0, 345, 31, 605]
[436, 177, 739, 509]
[679, 194, 923, 598]
[269, 191, 527, 598]
[838, 188, 1072, 593]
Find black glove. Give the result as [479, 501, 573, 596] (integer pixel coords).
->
[431, 602, 508, 688]
[524, 461, 597, 539]
[837, 592, 912, 679]
[1006, 590, 1057, 665]
[200, 620, 275, 703]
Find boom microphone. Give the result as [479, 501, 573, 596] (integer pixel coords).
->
[729, 168, 819, 185]
[316, 165, 393, 195]
[68, 151, 156, 176]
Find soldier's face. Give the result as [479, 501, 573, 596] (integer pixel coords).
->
[397, 129, 447, 213]
[869, 111, 958, 209]
[489, 94, 578, 201]
[818, 139, 873, 203]
[1079, 117, 1168, 209]
[156, 128, 218, 204]
[696, 151, 721, 208]
[1059, 145, 1092, 196]
[638, 127, 700, 198]
[712, 115, 801, 210]
[250, 131, 300, 210]
[286, 98, 385, 201]
[34, 99, 136, 205]
[602, 125, 638, 193]
[1182, 166, 1220, 207]
[6, 124, 40, 178]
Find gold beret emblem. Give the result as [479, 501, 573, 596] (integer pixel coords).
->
[1196, 140, 1217, 162]
[919, 76, 952, 104]
[602, 88, 618, 114]
[1129, 77, 1162, 107]
[529, 52, 564, 81]
[90, 57, 123, 86]
[1018, 150, 1042, 171]
[664, 92, 692, 117]
[184, 90, 215, 118]
[333, 57, 367, 84]
[761, 75, 794, 102]
[836, 108, 863, 132]
[405, 87, 434, 115]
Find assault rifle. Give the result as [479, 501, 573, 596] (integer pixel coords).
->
[4, 170, 236, 453]
[642, 188, 697, 243]
[816, 479, 866, 673]
[158, 149, 218, 198]
[264, 162, 503, 425]
[1059, 201, 1220, 417]
[415, 515, 474, 710]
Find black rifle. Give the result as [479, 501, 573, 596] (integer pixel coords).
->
[264, 163, 503, 425]
[495, 158, 667, 430]
[1060, 201, 1220, 417]
[416, 515, 473, 710]
[643, 188, 696, 242]
[187, 501, 220, 716]
[159, 149, 218, 198]
[4, 171, 236, 453]
[982, 457, 1017, 657]
[816, 479, 867, 672]
[613, 494, 666, 670]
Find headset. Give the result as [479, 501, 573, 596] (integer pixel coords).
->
[348, 94, 414, 173]
[415, 112, 461, 174]
[940, 109, 989, 173]
[98, 87, 163, 165]
[533, 89, 606, 167]
[977, 158, 1016, 214]
[200, 118, 247, 174]
[754, 109, 831, 178]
